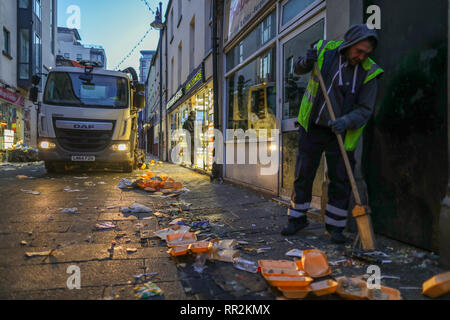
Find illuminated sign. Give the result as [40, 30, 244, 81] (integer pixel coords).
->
[167, 88, 184, 110]
[185, 66, 204, 94]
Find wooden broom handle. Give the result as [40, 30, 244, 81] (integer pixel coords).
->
[314, 62, 362, 205]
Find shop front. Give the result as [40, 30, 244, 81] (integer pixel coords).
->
[222, 0, 326, 197]
[0, 87, 26, 161]
[167, 63, 215, 173]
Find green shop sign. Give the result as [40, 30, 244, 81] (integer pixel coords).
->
[184, 64, 204, 94]
[167, 88, 184, 110]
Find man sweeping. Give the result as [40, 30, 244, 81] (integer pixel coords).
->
[281, 24, 384, 244]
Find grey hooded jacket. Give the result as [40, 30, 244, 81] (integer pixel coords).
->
[294, 24, 382, 130]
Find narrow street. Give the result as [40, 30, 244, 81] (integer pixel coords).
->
[0, 161, 446, 300]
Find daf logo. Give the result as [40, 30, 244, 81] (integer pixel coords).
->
[74, 124, 95, 129]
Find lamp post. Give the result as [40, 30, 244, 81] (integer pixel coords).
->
[151, 2, 165, 161]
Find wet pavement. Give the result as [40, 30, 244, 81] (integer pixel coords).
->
[0, 160, 448, 300]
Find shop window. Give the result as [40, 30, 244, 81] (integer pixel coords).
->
[226, 11, 276, 72]
[18, 29, 30, 80]
[34, 0, 41, 20]
[281, 0, 317, 26]
[34, 33, 41, 75]
[282, 19, 324, 119]
[227, 47, 276, 137]
[19, 0, 29, 8]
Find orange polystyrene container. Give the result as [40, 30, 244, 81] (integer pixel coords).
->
[146, 171, 156, 178]
[336, 277, 369, 300]
[167, 245, 189, 257]
[368, 286, 402, 300]
[265, 275, 313, 288]
[258, 260, 304, 277]
[189, 241, 212, 253]
[278, 286, 312, 299]
[160, 174, 169, 181]
[300, 249, 331, 278]
[166, 232, 197, 247]
[173, 182, 183, 190]
[145, 180, 161, 189]
[422, 271, 450, 298]
[311, 279, 338, 297]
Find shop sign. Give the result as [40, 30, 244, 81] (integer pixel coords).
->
[185, 65, 204, 94]
[225, 0, 270, 42]
[0, 87, 25, 107]
[167, 88, 184, 110]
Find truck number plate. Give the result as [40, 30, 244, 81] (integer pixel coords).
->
[71, 156, 96, 162]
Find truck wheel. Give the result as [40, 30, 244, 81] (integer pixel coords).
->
[122, 163, 133, 173]
[44, 161, 56, 173]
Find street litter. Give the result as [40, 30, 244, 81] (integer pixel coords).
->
[25, 251, 54, 258]
[257, 247, 271, 254]
[60, 208, 78, 214]
[95, 222, 117, 230]
[20, 241, 27, 246]
[127, 248, 138, 253]
[154, 225, 190, 240]
[192, 220, 210, 229]
[16, 175, 33, 179]
[169, 218, 186, 225]
[233, 257, 258, 273]
[285, 238, 294, 245]
[285, 249, 303, 258]
[193, 253, 208, 273]
[74, 176, 89, 179]
[83, 181, 96, 187]
[301, 249, 331, 278]
[77, 197, 88, 200]
[98, 181, 107, 185]
[106, 206, 117, 209]
[63, 187, 81, 192]
[134, 281, 163, 299]
[422, 271, 450, 298]
[120, 203, 152, 214]
[329, 259, 348, 266]
[380, 275, 401, 280]
[133, 272, 159, 280]
[117, 178, 136, 189]
[20, 189, 41, 195]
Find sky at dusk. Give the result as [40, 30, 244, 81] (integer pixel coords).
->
[57, 0, 169, 72]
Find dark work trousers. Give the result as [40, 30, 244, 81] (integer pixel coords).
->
[288, 123, 355, 232]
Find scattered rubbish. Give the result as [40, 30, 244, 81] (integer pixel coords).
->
[20, 189, 41, 195]
[257, 247, 271, 254]
[311, 279, 338, 297]
[20, 241, 27, 246]
[127, 248, 138, 253]
[216, 239, 238, 250]
[301, 249, 331, 278]
[380, 275, 401, 280]
[95, 222, 117, 230]
[284, 238, 294, 245]
[106, 206, 117, 210]
[329, 259, 348, 266]
[98, 181, 107, 185]
[133, 272, 159, 280]
[278, 286, 311, 299]
[169, 218, 186, 226]
[233, 257, 258, 273]
[60, 208, 78, 214]
[118, 178, 135, 189]
[336, 277, 368, 300]
[422, 271, 450, 298]
[189, 241, 212, 253]
[345, 250, 392, 265]
[25, 251, 54, 258]
[74, 176, 89, 179]
[192, 220, 210, 229]
[285, 249, 303, 258]
[120, 203, 152, 214]
[63, 187, 81, 192]
[368, 286, 402, 300]
[16, 175, 32, 179]
[167, 232, 197, 247]
[154, 225, 190, 240]
[167, 245, 189, 257]
[193, 253, 208, 273]
[399, 287, 421, 290]
[140, 230, 151, 241]
[214, 249, 240, 263]
[134, 282, 163, 299]
[77, 197, 89, 200]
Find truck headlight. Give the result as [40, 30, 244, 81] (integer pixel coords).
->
[39, 141, 56, 149]
[111, 143, 129, 152]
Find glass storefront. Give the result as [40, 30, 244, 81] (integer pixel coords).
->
[169, 81, 214, 172]
[0, 103, 24, 152]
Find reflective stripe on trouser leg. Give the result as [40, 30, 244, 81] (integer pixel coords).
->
[287, 201, 310, 218]
[325, 204, 348, 229]
[288, 207, 307, 218]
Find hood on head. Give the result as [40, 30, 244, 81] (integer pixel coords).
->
[338, 24, 379, 54]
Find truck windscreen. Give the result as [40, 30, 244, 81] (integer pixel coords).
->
[43, 72, 128, 108]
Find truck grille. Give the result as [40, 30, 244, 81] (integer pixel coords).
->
[53, 118, 115, 152]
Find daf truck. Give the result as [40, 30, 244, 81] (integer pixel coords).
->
[30, 62, 145, 173]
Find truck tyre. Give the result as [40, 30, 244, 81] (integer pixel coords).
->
[44, 161, 56, 173]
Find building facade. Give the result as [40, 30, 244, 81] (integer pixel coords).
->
[57, 27, 107, 68]
[0, 0, 57, 156]
[139, 50, 155, 83]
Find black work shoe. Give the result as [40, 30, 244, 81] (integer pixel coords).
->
[330, 230, 348, 244]
[281, 218, 309, 236]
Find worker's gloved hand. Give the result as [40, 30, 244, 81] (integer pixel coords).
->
[328, 118, 349, 135]
[306, 49, 318, 64]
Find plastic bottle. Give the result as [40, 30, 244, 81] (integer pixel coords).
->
[233, 257, 258, 273]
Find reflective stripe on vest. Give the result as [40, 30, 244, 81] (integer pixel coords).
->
[297, 41, 384, 151]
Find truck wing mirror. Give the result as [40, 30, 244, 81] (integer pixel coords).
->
[134, 92, 145, 110]
[134, 83, 145, 93]
[29, 87, 39, 103]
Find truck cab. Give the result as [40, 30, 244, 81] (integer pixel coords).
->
[34, 63, 145, 172]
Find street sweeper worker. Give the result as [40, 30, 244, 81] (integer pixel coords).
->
[281, 24, 384, 244]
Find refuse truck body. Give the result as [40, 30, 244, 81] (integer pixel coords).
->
[35, 63, 145, 172]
